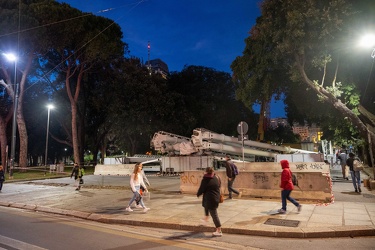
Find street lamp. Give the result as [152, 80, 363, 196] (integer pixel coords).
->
[44, 104, 54, 175]
[359, 34, 375, 100]
[3, 53, 18, 178]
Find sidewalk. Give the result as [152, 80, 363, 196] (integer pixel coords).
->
[0, 168, 375, 238]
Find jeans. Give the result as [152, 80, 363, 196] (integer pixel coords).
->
[228, 177, 239, 198]
[128, 185, 145, 208]
[350, 171, 361, 190]
[205, 208, 221, 228]
[281, 190, 299, 211]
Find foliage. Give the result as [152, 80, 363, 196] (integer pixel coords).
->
[234, 0, 375, 165]
[168, 65, 255, 137]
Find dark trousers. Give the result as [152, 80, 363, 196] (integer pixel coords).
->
[281, 189, 299, 211]
[205, 208, 221, 228]
[228, 177, 239, 198]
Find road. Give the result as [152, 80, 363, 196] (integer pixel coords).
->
[1, 206, 374, 250]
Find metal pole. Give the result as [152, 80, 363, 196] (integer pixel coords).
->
[44, 106, 52, 175]
[9, 60, 18, 178]
[241, 122, 245, 169]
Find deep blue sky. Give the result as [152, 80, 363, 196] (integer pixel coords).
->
[58, 0, 260, 72]
[57, 0, 286, 117]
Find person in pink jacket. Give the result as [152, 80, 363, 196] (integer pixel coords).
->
[278, 160, 302, 214]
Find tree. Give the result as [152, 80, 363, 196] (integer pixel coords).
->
[168, 65, 254, 137]
[0, 0, 52, 170]
[35, 2, 126, 164]
[107, 58, 191, 155]
[231, 23, 289, 141]
[234, 0, 375, 168]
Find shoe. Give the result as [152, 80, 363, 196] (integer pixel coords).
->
[75, 188, 79, 191]
[278, 209, 286, 214]
[212, 231, 222, 237]
[297, 205, 302, 213]
[125, 207, 133, 212]
[355, 189, 358, 193]
[200, 219, 208, 225]
[143, 207, 150, 212]
[238, 192, 242, 198]
[135, 204, 143, 208]
[358, 187, 362, 193]
[226, 197, 232, 200]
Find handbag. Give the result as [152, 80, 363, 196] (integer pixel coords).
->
[353, 160, 364, 171]
[216, 175, 224, 203]
[219, 194, 224, 203]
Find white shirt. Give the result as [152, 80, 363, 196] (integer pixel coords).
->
[129, 173, 146, 192]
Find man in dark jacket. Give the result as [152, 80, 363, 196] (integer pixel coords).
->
[346, 153, 361, 193]
[224, 155, 241, 199]
[197, 166, 222, 237]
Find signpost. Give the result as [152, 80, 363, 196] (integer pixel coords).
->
[237, 121, 248, 168]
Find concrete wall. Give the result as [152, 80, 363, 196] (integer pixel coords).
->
[94, 164, 134, 176]
[180, 162, 332, 202]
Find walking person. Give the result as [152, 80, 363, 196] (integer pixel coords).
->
[0, 165, 5, 192]
[338, 150, 349, 180]
[346, 153, 362, 193]
[70, 163, 83, 191]
[278, 160, 302, 214]
[224, 155, 241, 199]
[132, 167, 151, 208]
[125, 163, 150, 213]
[197, 166, 223, 237]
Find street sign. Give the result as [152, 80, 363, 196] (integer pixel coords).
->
[237, 121, 248, 135]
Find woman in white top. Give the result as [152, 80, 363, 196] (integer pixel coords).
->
[125, 163, 150, 212]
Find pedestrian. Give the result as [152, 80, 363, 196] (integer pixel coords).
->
[224, 155, 242, 199]
[197, 166, 223, 237]
[0, 165, 5, 192]
[337, 150, 349, 180]
[125, 163, 150, 213]
[134, 168, 151, 207]
[278, 160, 302, 214]
[70, 163, 83, 191]
[346, 153, 362, 193]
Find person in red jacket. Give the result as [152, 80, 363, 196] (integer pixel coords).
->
[278, 160, 302, 214]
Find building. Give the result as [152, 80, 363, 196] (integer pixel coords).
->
[292, 122, 323, 143]
[145, 58, 169, 79]
[269, 117, 289, 129]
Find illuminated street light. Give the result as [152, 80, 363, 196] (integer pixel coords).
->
[359, 34, 375, 101]
[3, 53, 18, 178]
[44, 104, 54, 175]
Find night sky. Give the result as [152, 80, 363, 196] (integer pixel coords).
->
[57, 0, 286, 117]
[58, 0, 260, 72]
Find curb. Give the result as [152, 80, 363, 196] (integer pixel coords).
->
[1, 202, 375, 238]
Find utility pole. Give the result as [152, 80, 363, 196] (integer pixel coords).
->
[147, 41, 151, 75]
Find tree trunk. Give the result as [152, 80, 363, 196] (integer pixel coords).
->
[257, 98, 270, 141]
[66, 64, 84, 166]
[17, 55, 33, 169]
[0, 118, 8, 173]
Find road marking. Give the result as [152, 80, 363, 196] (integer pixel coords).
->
[0, 235, 47, 250]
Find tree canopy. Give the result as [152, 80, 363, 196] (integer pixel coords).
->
[232, 0, 375, 166]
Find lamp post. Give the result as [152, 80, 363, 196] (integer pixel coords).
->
[44, 104, 54, 175]
[3, 53, 18, 178]
[359, 34, 375, 100]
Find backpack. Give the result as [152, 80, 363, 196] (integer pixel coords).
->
[292, 173, 298, 186]
[231, 163, 239, 175]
